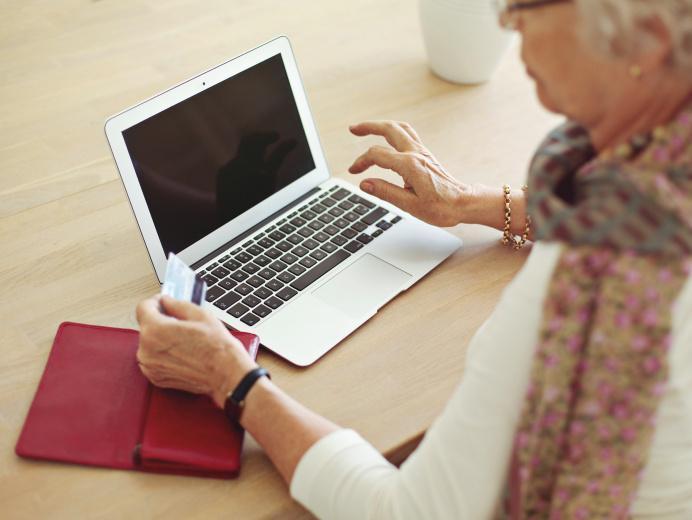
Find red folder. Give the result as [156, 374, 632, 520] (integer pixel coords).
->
[15, 321, 259, 478]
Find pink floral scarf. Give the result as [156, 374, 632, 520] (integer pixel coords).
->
[508, 112, 692, 518]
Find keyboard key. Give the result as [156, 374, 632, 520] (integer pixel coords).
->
[223, 259, 241, 271]
[299, 256, 318, 268]
[242, 294, 261, 308]
[354, 205, 369, 215]
[265, 296, 284, 309]
[320, 242, 338, 253]
[240, 313, 260, 326]
[242, 241, 253, 248]
[318, 213, 334, 224]
[343, 211, 359, 222]
[288, 211, 298, 218]
[286, 234, 303, 245]
[279, 224, 296, 234]
[319, 192, 329, 198]
[254, 255, 271, 267]
[372, 229, 383, 237]
[230, 247, 242, 255]
[357, 233, 374, 244]
[299, 205, 308, 211]
[254, 305, 272, 318]
[323, 225, 339, 236]
[242, 262, 260, 274]
[333, 218, 349, 229]
[292, 245, 309, 257]
[281, 253, 298, 264]
[235, 252, 252, 263]
[247, 276, 265, 288]
[214, 292, 241, 310]
[288, 264, 306, 276]
[300, 210, 317, 220]
[310, 249, 328, 260]
[257, 237, 275, 248]
[227, 303, 249, 318]
[290, 217, 307, 227]
[234, 283, 252, 296]
[311, 203, 327, 214]
[338, 201, 354, 211]
[348, 194, 375, 209]
[291, 250, 350, 291]
[265, 248, 282, 259]
[219, 277, 237, 290]
[392, 215, 402, 223]
[298, 227, 315, 237]
[246, 245, 263, 256]
[230, 270, 249, 282]
[218, 255, 230, 263]
[362, 207, 388, 225]
[330, 235, 348, 246]
[312, 232, 329, 242]
[269, 260, 288, 272]
[308, 220, 324, 231]
[254, 287, 272, 299]
[328, 207, 345, 217]
[268, 231, 286, 241]
[277, 287, 298, 301]
[277, 218, 287, 225]
[321, 197, 337, 207]
[345, 240, 364, 253]
[352, 221, 368, 232]
[277, 271, 296, 283]
[202, 274, 219, 285]
[205, 285, 225, 302]
[276, 241, 293, 252]
[341, 228, 357, 239]
[206, 262, 219, 270]
[265, 278, 284, 291]
[331, 188, 351, 200]
[302, 238, 319, 249]
[376, 220, 393, 230]
[258, 268, 275, 280]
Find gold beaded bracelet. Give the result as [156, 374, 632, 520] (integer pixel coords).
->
[501, 184, 531, 250]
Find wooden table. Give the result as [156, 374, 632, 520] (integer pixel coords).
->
[0, 0, 560, 517]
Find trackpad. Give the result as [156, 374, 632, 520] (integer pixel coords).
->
[313, 253, 412, 318]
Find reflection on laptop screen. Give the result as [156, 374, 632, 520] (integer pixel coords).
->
[122, 54, 316, 254]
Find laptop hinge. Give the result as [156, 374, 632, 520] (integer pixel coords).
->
[191, 186, 321, 270]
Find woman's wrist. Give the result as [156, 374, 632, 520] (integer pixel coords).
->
[210, 339, 259, 408]
[457, 183, 529, 236]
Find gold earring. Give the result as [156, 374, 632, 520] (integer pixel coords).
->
[629, 64, 642, 78]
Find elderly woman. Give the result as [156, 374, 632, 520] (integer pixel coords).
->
[136, 0, 692, 517]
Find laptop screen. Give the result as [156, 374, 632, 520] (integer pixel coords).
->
[122, 54, 316, 255]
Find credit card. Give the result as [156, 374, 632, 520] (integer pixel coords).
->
[161, 253, 207, 305]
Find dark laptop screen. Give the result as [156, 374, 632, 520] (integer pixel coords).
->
[122, 54, 315, 254]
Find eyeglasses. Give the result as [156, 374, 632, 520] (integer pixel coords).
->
[493, 0, 571, 31]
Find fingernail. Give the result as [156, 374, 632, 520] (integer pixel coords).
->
[361, 181, 373, 193]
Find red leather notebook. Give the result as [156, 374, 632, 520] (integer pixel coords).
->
[15, 322, 259, 478]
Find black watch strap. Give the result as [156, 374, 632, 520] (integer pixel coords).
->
[224, 367, 270, 421]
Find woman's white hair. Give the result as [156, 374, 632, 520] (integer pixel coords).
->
[578, 0, 692, 70]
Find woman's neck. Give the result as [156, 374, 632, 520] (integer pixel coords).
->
[588, 79, 692, 153]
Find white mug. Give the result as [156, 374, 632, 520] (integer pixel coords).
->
[419, 0, 515, 84]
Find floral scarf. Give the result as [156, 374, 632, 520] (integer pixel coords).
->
[508, 112, 692, 518]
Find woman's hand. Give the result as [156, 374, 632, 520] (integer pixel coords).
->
[135, 295, 257, 408]
[348, 120, 474, 227]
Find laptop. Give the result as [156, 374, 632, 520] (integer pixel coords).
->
[105, 36, 461, 366]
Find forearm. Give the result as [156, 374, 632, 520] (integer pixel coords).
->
[239, 377, 340, 484]
[461, 184, 534, 240]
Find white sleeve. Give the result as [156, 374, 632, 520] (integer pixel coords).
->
[290, 243, 563, 520]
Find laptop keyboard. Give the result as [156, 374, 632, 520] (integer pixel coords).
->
[195, 185, 402, 327]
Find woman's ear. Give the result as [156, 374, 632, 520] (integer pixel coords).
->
[636, 14, 674, 73]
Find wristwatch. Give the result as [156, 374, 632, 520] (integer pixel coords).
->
[224, 367, 270, 421]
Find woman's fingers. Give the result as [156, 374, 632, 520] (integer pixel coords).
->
[349, 121, 420, 152]
[360, 178, 416, 212]
[348, 145, 407, 175]
[136, 295, 173, 327]
[160, 295, 207, 322]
